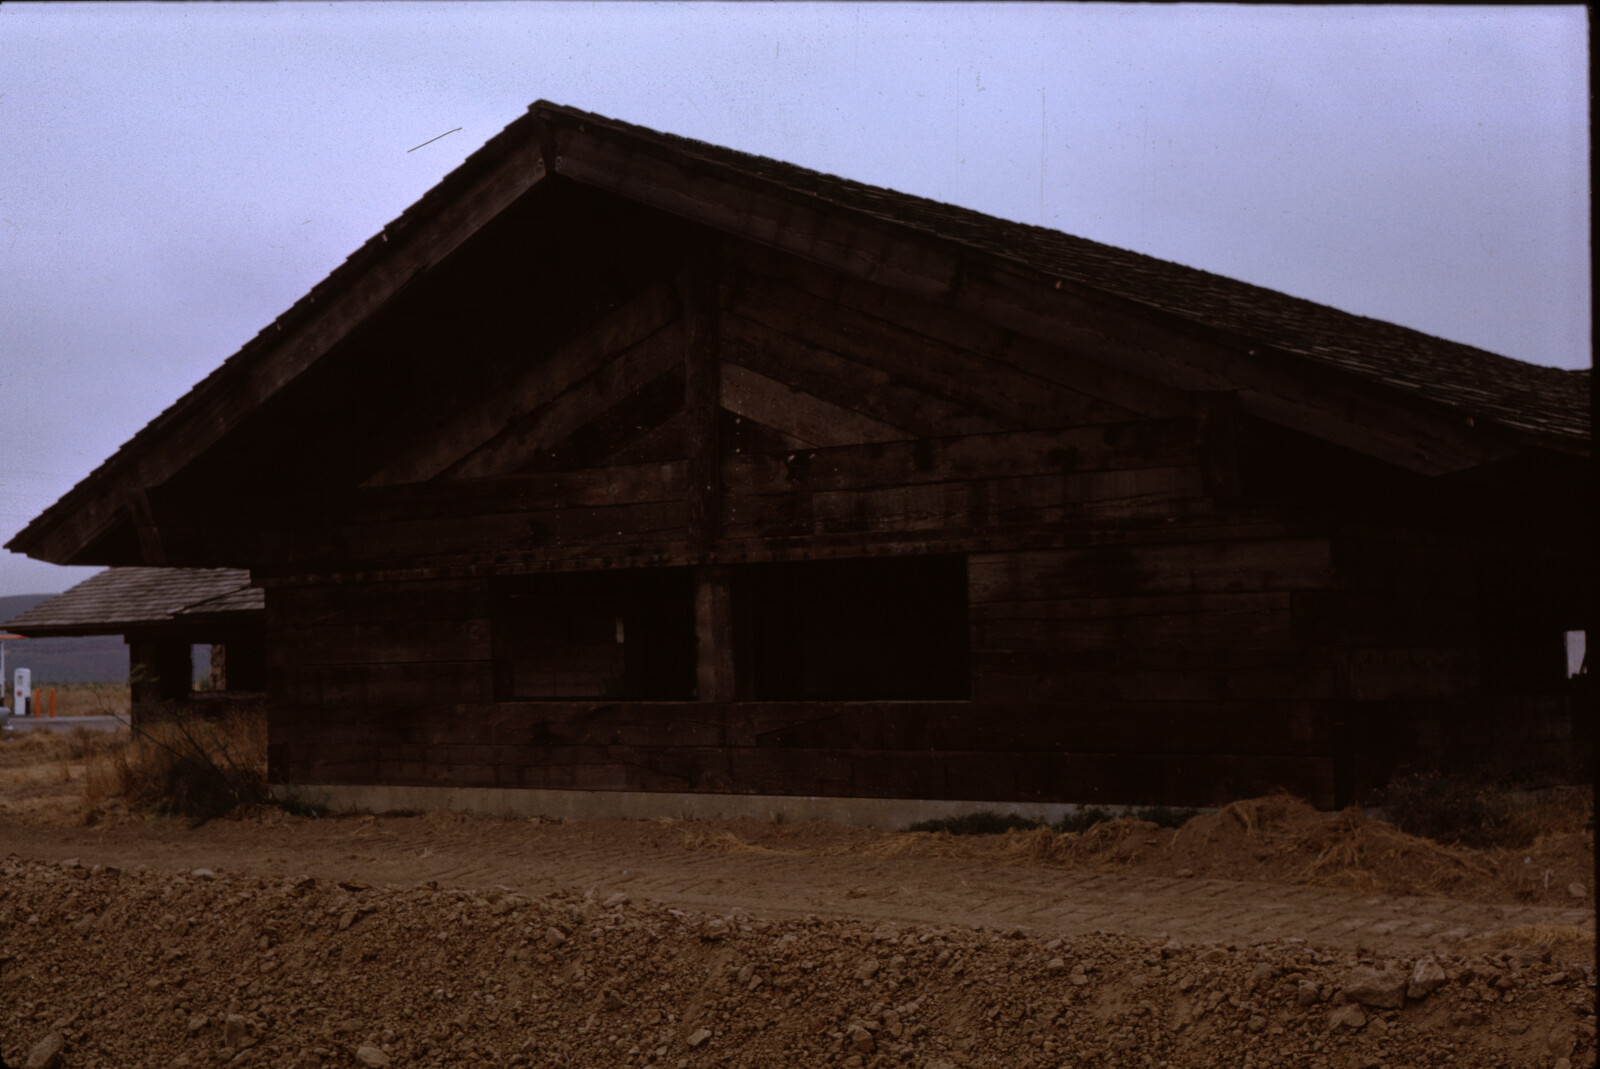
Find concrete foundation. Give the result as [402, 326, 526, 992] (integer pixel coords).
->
[272, 783, 1175, 830]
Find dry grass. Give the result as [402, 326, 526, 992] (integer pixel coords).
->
[677, 828, 800, 856]
[1464, 924, 1596, 963]
[672, 791, 1594, 908]
[81, 707, 268, 825]
[681, 817, 1169, 867]
[1378, 772, 1593, 849]
[1286, 807, 1497, 895]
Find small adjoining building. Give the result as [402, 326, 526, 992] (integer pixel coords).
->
[2, 567, 266, 724]
[5, 103, 1590, 821]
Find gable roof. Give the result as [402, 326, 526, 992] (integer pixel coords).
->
[577, 105, 1587, 446]
[6, 101, 1588, 566]
[2, 568, 261, 637]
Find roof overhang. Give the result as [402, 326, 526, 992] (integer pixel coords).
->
[6, 102, 1586, 567]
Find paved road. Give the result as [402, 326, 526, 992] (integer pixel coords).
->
[2, 714, 128, 734]
[2, 814, 1590, 956]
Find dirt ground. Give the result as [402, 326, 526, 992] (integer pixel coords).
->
[1, 732, 1595, 1068]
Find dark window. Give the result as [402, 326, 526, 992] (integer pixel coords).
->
[493, 569, 694, 700]
[1480, 560, 1583, 695]
[743, 556, 969, 700]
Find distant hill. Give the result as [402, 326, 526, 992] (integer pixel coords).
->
[0, 593, 53, 622]
[2, 592, 130, 684]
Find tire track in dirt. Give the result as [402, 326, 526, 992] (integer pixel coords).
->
[2, 814, 1591, 958]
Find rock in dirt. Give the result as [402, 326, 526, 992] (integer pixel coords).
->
[685, 1028, 712, 1048]
[24, 1031, 62, 1069]
[1328, 1003, 1367, 1030]
[1343, 965, 1407, 1009]
[354, 1046, 391, 1067]
[1408, 956, 1447, 1000]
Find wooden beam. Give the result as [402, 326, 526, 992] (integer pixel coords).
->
[727, 240, 1192, 421]
[1196, 392, 1242, 501]
[18, 140, 550, 564]
[124, 488, 166, 566]
[446, 326, 684, 479]
[547, 123, 962, 302]
[720, 363, 912, 447]
[954, 259, 1518, 477]
[366, 282, 679, 486]
[721, 312, 1008, 439]
[726, 273, 1124, 432]
[694, 565, 738, 702]
[720, 420, 1204, 496]
[681, 233, 722, 548]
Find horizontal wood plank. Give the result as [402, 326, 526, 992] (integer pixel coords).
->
[270, 697, 1341, 805]
[722, 468, 1204, 541]
[268, 618, 492, 667]
[266, 577, 490, 627]
[971, 606, 1293, 652]
[968, 538, 1335, 602]
[721, 420, 1204, 495]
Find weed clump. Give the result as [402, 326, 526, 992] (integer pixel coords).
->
[277, 784, 331, 819]
[83, 707, 269, 825]
[1376, 771, 1592, 850]
[907, 811, 1045, 835]
[907, 805, 1198, 837]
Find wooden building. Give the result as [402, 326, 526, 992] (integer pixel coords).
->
[6, 103, 1590, 816]
[2, 568, 266, 724]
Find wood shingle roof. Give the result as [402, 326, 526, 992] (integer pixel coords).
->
[2, 568, 261, 637]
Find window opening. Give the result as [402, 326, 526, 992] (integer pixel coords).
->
[493, 569, 694, 700]
[743, 555, 969, 700]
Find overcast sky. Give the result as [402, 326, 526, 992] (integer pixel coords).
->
[0, 3, 1589, 597]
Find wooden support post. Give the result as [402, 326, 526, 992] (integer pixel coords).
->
[681, 233, 722, 548]
[1197, 391, 1242, 501]
[125, 488, 167, 565]
[695, 565, 737, 702]
[681, 231, 739, 702]
[129, 636, 192, 721]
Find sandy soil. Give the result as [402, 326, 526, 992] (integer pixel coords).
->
[0, 735, 1595, 1068]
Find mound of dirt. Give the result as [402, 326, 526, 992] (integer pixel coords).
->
[1, 857, 1595, 1069]
[703, 795, 1596, 909]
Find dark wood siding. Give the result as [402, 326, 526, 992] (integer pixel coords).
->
[247, 224, 1588, 812]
